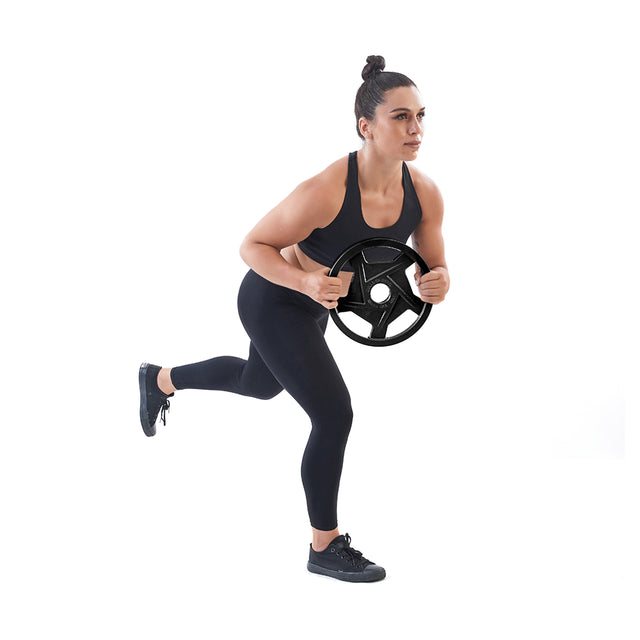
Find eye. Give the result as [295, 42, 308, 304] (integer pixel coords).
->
[417, 111, 425, 120]
[394, 113, 408, 120]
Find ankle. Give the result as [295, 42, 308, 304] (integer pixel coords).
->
[312, 527, 340, 552]
[157, 368, 177, 395]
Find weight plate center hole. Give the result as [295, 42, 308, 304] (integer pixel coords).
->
[370, 282, 391, 304]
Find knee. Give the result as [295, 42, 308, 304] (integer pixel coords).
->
[236, 364, 283, 400]
[314, 400, 353, 439]
[340, 403, 354, 431]
[252, 382, 283, 401]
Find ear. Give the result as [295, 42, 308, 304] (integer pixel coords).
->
[359, 117, 373, 140]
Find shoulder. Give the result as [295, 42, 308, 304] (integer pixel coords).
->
[292, 155, 350, 224]
[299, 154, 349, 198]
[406, 163, 443, 218]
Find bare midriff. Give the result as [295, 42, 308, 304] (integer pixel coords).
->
[281, 245, 353, 297]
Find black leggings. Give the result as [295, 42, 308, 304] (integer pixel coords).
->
[170, 269, 352, 531]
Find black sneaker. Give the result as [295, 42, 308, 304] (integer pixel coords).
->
[139, 362, 174, 437]
[307, 533, 386, 582]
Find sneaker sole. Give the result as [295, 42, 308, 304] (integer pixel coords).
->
[139, 362, 155, 437]
[307, 561, 386, 583]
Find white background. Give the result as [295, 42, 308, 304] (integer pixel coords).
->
[1, 0, 638, 638]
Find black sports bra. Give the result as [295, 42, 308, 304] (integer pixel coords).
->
[297, 151, 423, 272]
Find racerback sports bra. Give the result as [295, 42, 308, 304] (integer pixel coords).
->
[297, 151, 423, 272]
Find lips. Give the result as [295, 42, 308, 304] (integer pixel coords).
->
[405, 141, 421, 148]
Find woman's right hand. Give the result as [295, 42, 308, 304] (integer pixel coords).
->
[301, 268, 343, 309]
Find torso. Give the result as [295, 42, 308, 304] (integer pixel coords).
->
[359, 182, 405, 229]
[281, 152, 423, 297]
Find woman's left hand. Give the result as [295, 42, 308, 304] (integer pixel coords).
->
[415, 267, 449, 304]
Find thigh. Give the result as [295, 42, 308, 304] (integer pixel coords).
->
[238, 271, 348, 416]
[256, 306, 349, 422]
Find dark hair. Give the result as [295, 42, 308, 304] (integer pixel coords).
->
[354, 55, 417, 140]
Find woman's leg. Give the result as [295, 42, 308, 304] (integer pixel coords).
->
[140, 342, 282, 437]
[167, 343, 283, 400]
[151, 270, 353, 532]
[237, 271, 353, 532]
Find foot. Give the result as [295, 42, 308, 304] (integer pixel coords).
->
[307, 533, 386, 582]
[139, 362, 174, 437]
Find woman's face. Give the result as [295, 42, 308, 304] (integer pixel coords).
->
[361, 85, 425, 160]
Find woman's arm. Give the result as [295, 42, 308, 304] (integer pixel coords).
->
[239, 160, 346, 308]
[409, 169, 450, 304]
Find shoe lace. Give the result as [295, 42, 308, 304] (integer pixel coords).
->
[160, 398, 170, 426]
[337, 533, 368, 567]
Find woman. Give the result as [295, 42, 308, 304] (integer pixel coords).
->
[139, 55, 449, 582]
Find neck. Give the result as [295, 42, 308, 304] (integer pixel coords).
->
[357, 144, 403, 194]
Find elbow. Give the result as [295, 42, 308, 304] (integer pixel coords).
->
[239, 236, 271, 268]
[239, 236, 252, 267]
[240, 235, 282, 270]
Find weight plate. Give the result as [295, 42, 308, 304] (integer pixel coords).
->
[328, 238, 432, 346]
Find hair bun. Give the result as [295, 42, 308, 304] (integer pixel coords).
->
[361, 55, 386, 81]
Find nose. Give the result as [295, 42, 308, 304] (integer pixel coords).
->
[407, 116, 422, 135]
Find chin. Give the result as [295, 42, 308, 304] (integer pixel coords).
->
[402, 146, 420, 160]
[376, 144, 420, 161]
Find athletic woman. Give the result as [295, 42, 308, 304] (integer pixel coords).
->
[138, 55, 449, 582]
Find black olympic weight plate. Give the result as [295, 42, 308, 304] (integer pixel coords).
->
[328, 237, 432, 347]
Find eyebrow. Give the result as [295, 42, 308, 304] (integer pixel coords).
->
[388, 107, 426, 113]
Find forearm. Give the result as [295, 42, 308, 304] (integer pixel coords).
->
[239, 240, 306, 293]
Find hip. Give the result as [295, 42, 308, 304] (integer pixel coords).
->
[238, 269, 329, 322]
